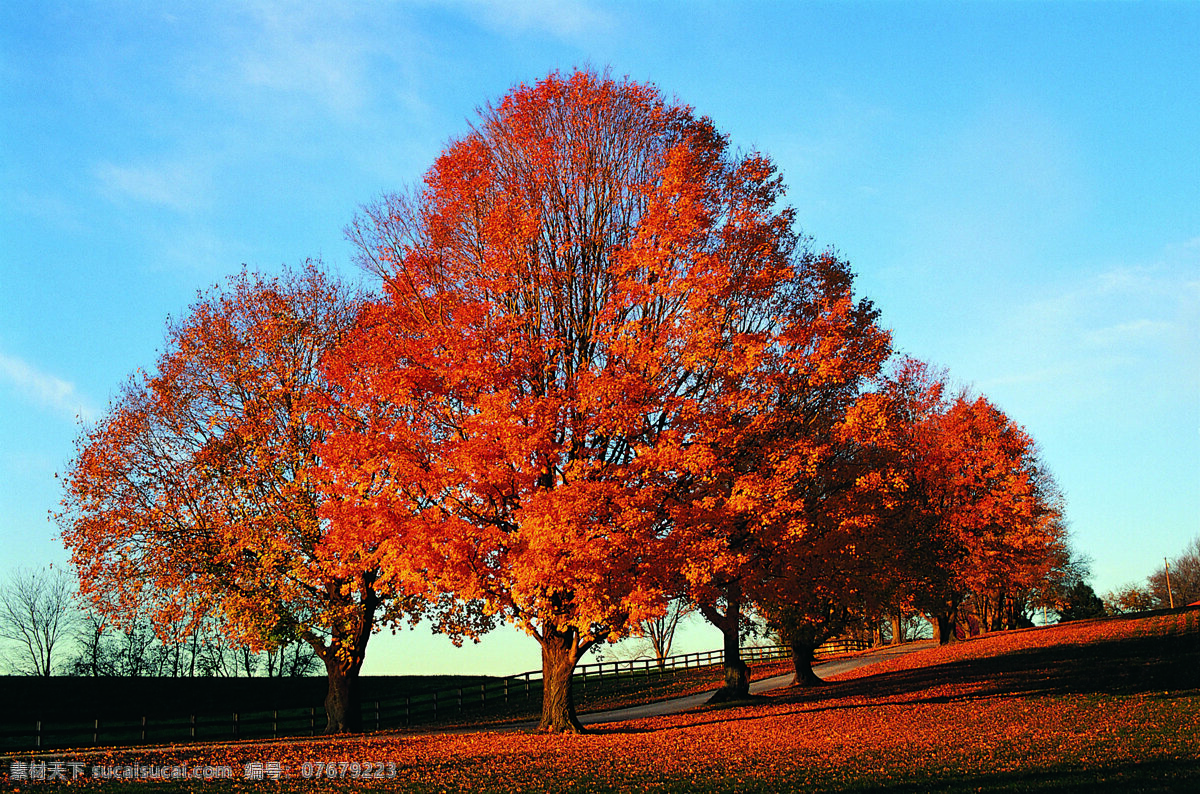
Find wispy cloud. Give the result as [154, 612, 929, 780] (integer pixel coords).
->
[93, 160, 208, 213]
[0, 351, 97, 423]
[439, 0, 614, 40]
[1083, 318, 1174, 348]
[898, 99, 1085, 277]
[231, 1, 375, 118]
[978, 243, 1200, 419]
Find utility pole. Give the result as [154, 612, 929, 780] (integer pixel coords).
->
[1164, 558, 1175, 609]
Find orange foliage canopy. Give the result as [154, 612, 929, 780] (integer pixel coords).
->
[663, 248, 891, 694]
[57, 263, 426, 732]
[861, 358, 1068, 641]
[320, 69, 875, 731]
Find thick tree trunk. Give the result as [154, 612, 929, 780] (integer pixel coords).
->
[537, 629, 585, 733]
[933, 611, 957, 645]
[308, 576, 381, 735]
[890, 613, 904, 646]
[700, 587, 750, 703]
[720, 620, 750, 698]
[788, 638, 825, 687]
[322, 656, 363, 734]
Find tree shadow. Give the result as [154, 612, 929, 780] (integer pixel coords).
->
[654, 701, 881, 734]
[846, 756, 1200, 792]
[583, 725, 656, 735]
[768, 619, 1199, 712]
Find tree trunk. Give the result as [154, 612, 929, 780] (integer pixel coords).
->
[720, 620, 750, 698]
[991, 591, 1005, 632]
[700, 587, 750, 703]
[933, 611, 957, 645]
[322, 655, 363, 734]
[890, 613, 903, 646]
[537, 628, 585, 733]
[788, 637, 825, 687]
[309, 577, 381, 735]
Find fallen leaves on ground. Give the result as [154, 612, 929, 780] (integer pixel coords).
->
[8, 610, 1197, 792]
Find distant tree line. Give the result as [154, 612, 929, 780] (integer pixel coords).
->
[0, 566, 318, 678]
[1104, 536, 1200, 614]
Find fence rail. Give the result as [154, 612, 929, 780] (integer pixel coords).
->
[0, 638, 867, 752]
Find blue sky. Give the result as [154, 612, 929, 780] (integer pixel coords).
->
[1, 1, 1197, 675]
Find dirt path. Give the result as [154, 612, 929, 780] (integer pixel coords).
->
[578, 640, 933, 727]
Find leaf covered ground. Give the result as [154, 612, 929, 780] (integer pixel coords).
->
[5, 610, 1197, 792]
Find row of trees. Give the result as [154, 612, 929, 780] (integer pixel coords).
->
[0, 567, 319, 677]
[1105, 536, 1200, 613]
[58, 69, 1073, 734]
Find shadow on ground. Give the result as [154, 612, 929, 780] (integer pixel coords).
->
[849, 756, 1200, 793]
[773, 612, 1200, 711]
[654, 757, 1200, 793]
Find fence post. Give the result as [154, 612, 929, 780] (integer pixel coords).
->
[141, 715, 147, 743]
[273, 710, 278, 739]
[36, 719, 41, 749]
[233, 712, 238, 739]
[433, 690, 438, 720]
[93, 718, 99, 745]
[375, 701, 380, 731]
[309, 707, 315, 736]
[191, 714, 196, 739]
[405, 695, 411, 726]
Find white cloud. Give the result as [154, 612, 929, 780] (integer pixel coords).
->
[232, 2, 373, 118]
[898, 99, 1086, 279]
[437, 0, 613, 39]
[204, 0, 429, 123]
[0, 351, 97, 423]
[94, 161, 208, 213]
[1083, 318, 1174, 348]
[978, 244, 1200, 420]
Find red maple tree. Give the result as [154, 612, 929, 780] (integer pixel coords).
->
[58, 263, 436, 732]
[872, 360, 1067, 643]
[666, 249, 891, 698]
[319, 68, 855, 731]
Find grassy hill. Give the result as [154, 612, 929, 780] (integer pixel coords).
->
[3, 607, 1197, 791]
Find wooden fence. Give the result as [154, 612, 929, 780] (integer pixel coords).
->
[0, 639, 866, 752]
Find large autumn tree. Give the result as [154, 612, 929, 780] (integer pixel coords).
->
[749, 373, 912, 689]
[321, 68, 848, 732]
[874, 361, 1067, 644]
[667, 249, 890, 699]
[58, 263, 428, 733]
